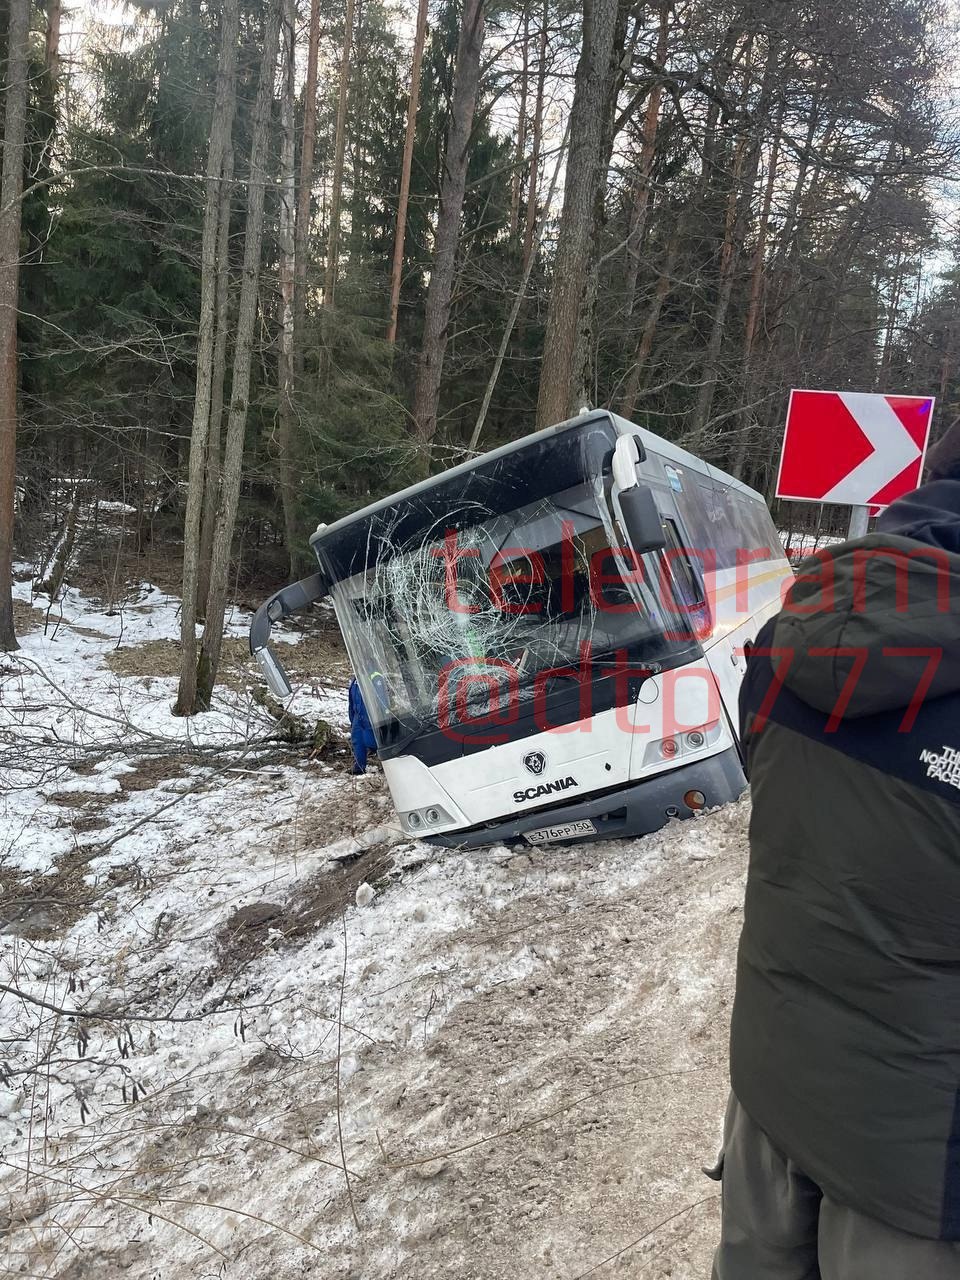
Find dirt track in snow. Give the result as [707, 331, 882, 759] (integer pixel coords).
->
[319, 805, 743, 1280]
[5, 782, 745, 1280]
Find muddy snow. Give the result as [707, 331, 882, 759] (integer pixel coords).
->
[0, 575, 746, 1279]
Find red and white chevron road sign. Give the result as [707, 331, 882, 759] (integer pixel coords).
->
[776, 389, 935, 507]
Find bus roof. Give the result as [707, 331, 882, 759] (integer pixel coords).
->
[309, 409, 767, 553]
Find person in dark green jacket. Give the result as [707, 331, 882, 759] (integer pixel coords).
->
[713, 423, 960, 1277]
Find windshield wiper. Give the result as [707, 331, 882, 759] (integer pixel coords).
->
[380, 715, 433, 755]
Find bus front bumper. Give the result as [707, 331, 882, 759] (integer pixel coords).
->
[425, 747, 746, 849]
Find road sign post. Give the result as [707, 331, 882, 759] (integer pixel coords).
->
[847, 505, 870, 540]
[776, 390, 936, 533]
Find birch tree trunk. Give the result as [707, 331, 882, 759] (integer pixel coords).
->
[879, 242, 905, 391]
[509, 5, 530, 244]
[193, 0, 281, 712]
[0, 0, 32, 652]
[45, 0, 61, 80]
[349, 0, 369, 265]
[520, 0, 549, 277]
[293, 0, 321, 371]
[535, 0, 621, 429]
[323, 0, 356, 308]
[386, 0, 429, 344]
[410, 0, 486, 454]
[277, 0, 299, 578]
[197, 139, 234, 619]
[175, 0, 239, 712]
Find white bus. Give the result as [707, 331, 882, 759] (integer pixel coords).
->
[250, 410, 793, 847]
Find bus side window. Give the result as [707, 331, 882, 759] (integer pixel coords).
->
[662, 517, 707, 610]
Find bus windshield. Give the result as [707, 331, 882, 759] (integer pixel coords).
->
[322, 423, 700, 744]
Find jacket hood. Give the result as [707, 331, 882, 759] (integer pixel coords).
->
[773, 482, 960, 718]
[875, 478, 960, 554]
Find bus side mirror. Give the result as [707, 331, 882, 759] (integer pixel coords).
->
[618, 485, 666, 554]
[254, 644, 294, 700]
[249, 570, 329, 700]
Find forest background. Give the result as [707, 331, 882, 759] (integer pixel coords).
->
[1, 0, 958, 708]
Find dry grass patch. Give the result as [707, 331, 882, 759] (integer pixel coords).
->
[272, 624, 350, 681]
[118, 754, 196, 792]
[0, 848, 106, 939]
[12, 597, 45, 636]
[68, 531, 186, 602]
[46, 790, 123, 808]
[104, 630, 349, 692]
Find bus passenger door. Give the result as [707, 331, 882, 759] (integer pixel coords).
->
[703, 618, 751, 750]
[659, 508, 746, 749]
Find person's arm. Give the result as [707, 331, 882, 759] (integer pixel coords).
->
[738, 617, 778, 781]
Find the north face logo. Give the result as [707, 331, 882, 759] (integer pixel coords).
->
[919, 745, 960, 792]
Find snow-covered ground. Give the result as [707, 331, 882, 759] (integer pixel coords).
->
[1, 576, 746, 1279]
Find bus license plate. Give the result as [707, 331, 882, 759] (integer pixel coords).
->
[524, 819, 597, 845]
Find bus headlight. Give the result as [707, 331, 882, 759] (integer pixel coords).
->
[642, 720, 722, 768]
[401, 806, 452, 833]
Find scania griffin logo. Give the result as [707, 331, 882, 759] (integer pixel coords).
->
[523, 751, 547, 776]
[513, 776, 578, 804]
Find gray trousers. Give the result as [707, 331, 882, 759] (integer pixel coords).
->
[712, 1094, 960, 1279]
